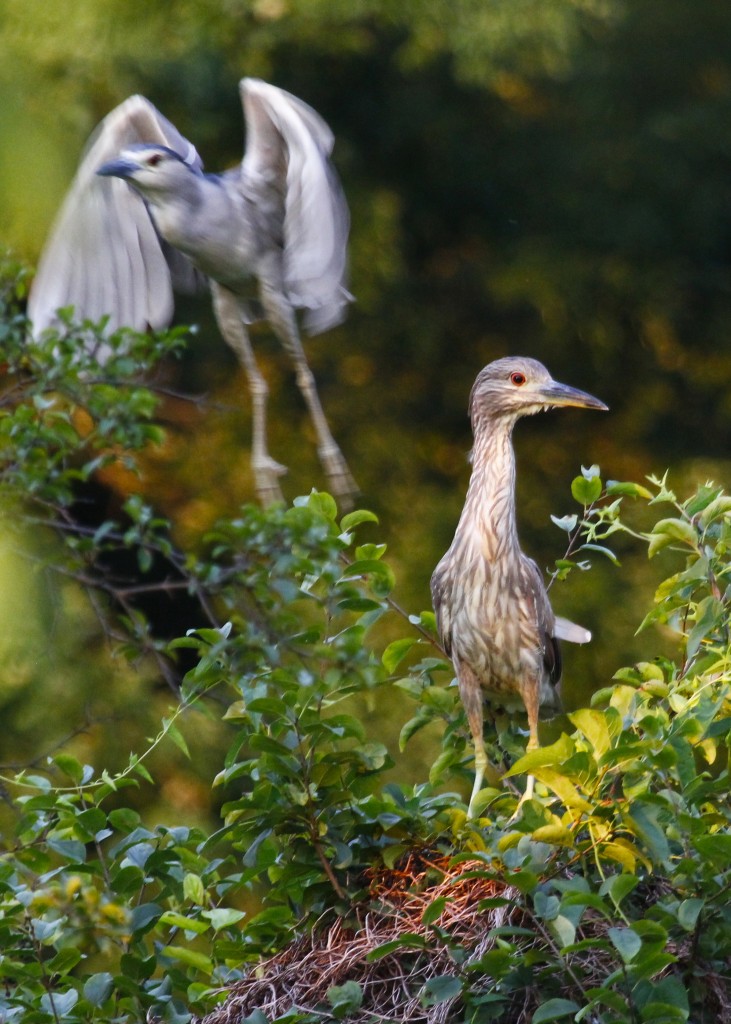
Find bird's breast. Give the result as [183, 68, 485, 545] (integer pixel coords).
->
[437, 546, 544, 695]
[150, 190, 261, 290]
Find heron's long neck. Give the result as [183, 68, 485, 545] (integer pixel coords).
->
[461, 415, 520, 562]
[141, 174, 205, 245]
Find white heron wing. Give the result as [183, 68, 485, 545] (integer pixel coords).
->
[28, 95, 204, 337]
[240, 77, 351, 334]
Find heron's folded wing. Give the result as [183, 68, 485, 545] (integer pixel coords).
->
[28, 95, 205, 337]
[429, 557, 453, 658]
[239, 78, 351, 334]
[554, 616, 592, 644]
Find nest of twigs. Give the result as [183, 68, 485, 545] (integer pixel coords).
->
[194, 851, 731, 1024]
[197, 850, 519, 1024]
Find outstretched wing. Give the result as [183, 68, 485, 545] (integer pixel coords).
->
[28, 95, 204, 337]
[240, 78, 351, 335]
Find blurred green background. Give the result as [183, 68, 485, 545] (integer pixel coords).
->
[2, 0, 731, 819]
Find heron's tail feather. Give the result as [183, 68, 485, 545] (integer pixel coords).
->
[554, 616, 591, 645]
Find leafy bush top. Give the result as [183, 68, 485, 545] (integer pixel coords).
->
[0, 264, 729, 1023]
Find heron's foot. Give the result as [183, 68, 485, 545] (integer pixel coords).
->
[317, 443, 358, 509]
[253, 455, 288, 507]
[507, 773, 535, 823]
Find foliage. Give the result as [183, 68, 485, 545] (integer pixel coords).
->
[0, 267, 730, 1022]
[6, 0, 731, 715]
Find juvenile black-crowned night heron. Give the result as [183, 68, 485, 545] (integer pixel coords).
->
[28, 78, 355, 507]
[431, 357, 608, 817]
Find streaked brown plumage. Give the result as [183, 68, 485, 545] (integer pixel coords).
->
[431, 357, 608, 816]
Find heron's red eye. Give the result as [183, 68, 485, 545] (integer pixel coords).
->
[146, 154, 163, 167]
[510, 371, 527, 386]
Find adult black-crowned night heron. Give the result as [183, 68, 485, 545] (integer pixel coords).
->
[28, 78, 355, 507]
[431, 357, 608, 817]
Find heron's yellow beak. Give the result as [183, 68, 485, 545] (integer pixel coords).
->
[537, 381, 608, 411]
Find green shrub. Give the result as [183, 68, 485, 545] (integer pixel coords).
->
[0, 265, 729, 1022]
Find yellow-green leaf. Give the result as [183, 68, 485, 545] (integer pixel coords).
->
[531, 823, 575, 847]
[530, 768, 593, 812]
[504, 733, 575, 777]
[648, 517, 698, 558]
[569, 708, 611, 758]
[165, 945, 214, 973]
[159, 911, 209, 935]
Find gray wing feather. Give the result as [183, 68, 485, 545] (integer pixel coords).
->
[28, 95, 204, 337]
[240, 78, 351, 334]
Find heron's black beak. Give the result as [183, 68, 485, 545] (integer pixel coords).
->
[96, 158, 140, 180]
[538, 381, 608, 412]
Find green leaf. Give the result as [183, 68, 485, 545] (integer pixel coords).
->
[648, 517, 698, 557]
[52, 754, 85, 783]
[532, 997, 580, 1022]
[606, 480, 653, 499]
[699, 494, 731, 527]
[531, 823, 574, 847]
[344, 558, 395, 595]
[355, 542, 387, 560]
[108, 807, 141, 831]
[635, 976, 689, 1019]
[47, 837, 86, 863]
[579, 542, 620, 565]
[84, 972, 114, 1007]
[382, 637, 418, 673]
[130, 902, 162, 933]
[422, 895, 448, 926]
[183, 872, 206, 905]
[327, 980, 363, 1016]
[305, 490, 338, 520]
[47, 948, 83, 975]
[677, 898, 704, 931]
[528, 769, 592, 811]
[421, 974, 462, 1006]
[429, 747, 459, 785]
[159, 911, 210, 934]
[627, 802, 670, 866]
[203, 907, 247, 930]
[608, 926, 642, 963]
[686, 596, 724, 658]
[599, 874, 639, 908]
[340, 508, 379, 532]
[41, 990, 79, 1018]
[367, 933, 428, 960]
[504, 733, 575, 776]
[572, 474, 602, 505]
[693, 834, 731, 866]
[550, 914, 576, 949]
[332, 840, 354, 868]
[163, 719, 191, 758]
[165, 944, 214, 974]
